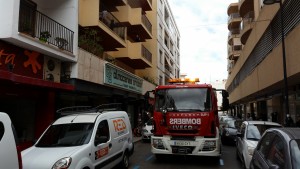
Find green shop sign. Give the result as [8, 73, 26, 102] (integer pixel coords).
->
[104, 63, 143, 94]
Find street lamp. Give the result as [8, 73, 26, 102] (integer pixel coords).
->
[263, 0, 289, 117]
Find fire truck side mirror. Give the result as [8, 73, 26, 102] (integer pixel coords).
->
[221, 90, 229, 111]
[222, 90, 229, 97]
[222, 98, 229, 111]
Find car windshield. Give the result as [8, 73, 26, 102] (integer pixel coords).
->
[246, 124, 280, 141]
[226, 120, 236, 128]
[290, 139, 300, 169]
[155, 88, 211, 112]
[36, 123, 94, 147]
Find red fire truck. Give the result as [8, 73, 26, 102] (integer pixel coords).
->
[145, 78, 229, 159]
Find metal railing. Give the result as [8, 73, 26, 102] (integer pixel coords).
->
[142, 15, 152, 34]
[241, 11, 254, 30]
[18, 2, 74, 53]
[99, 10, 126, 40]
[141, 45, 152, 63]
[228, 13, 241, 22]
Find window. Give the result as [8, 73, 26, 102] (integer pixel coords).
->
[290, 139, 300, 169]
[155, 88, 212, 112]
[159, 50, 163, 64]
[94, 120, 110, 146]
[266, 136, 285, 169]
[0, 122, 4, 141]
[257, 132, 276, 159]
[36, 123, 94, 147]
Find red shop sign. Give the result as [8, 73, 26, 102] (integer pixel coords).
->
[0, 41, 43, 79]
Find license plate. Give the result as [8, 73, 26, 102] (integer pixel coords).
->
[172, 141, 191, 146]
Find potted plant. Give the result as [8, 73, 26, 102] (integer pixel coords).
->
[39, 31, 51, 42]
[55, 37, 68, 49]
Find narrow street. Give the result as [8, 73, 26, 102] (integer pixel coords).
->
[125, 140, 243, 169]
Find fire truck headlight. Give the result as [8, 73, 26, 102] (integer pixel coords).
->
[225, 131, 230, 137]
[202, 141, 216, 151]
[152, 139, 165, 149]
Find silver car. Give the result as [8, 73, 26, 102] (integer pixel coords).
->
[236, 121, 282, 169]
[142, 119, 153, 142]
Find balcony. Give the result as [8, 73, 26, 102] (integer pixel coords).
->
[227, 3, 239, 15]
[228, 29, 240, 45]
[100, 0, 127, 12]
[127, 0, 152, 12]
[127, 14, 152, 42]
[228, 45, 242, 61]
[240, 11, 254, 45]
[19, 1, 74, 53]
[228, 13, 242, 30]
[97, 10, 127, 51]
[110, 42, 152, 69]
[227, 60, 235, 74]
[239, 0, 254, 18]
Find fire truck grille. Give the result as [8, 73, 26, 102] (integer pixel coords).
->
[171, 146, 195, 154]
[168, 130, 198, 134]
[171, 136, 195, 141]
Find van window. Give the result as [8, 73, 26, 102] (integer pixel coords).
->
[95, 120, 110, 146]
[36, 123, 94, 147]
[0, 122, 4, 141]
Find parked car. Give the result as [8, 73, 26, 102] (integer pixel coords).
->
[236, 121, 282, 169]
[219, 115, 236, 132]
[221, 119, 243, 145]
[0, 112, 22, 169]
[142, 118, 153, 142]
[250, 127, 300, 169]
[22, 105, 134, 169]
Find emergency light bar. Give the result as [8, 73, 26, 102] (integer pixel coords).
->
[168, 78, 200, 84]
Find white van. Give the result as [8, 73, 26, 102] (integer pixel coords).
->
[0, 112, 22, 169]
[21, 104, 134, 169]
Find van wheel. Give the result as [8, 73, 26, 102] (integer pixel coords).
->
[119, 152, 129, 169]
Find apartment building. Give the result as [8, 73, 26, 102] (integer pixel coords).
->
[0, 0, 78, 149]
[226, 0, 300, 125]
[152, 0, 180, 85]
[0, 0, 180, 149]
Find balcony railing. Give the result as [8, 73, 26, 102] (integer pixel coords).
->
[141, 45, 152, 63]
[228, 13, 240, 22]
[241, 11, 254, 30]
[142, 15, 152, 34]
[18, 2, 74, 53]
[99, 10, 126, 40]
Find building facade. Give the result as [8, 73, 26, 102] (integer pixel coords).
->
[0, 0, 180, 150]
[226, 0, 300, 126]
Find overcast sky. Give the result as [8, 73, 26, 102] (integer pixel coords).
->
[168, 0, 237, 83]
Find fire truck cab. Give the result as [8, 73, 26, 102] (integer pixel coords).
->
[146, 78, 229, 159]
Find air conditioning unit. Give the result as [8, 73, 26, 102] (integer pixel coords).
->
[43, 56, 61, 82]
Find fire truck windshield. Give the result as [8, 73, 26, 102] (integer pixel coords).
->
[155, 88, 211, 112]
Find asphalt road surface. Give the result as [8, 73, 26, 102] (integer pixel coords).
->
[126, 141, 243, 169]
